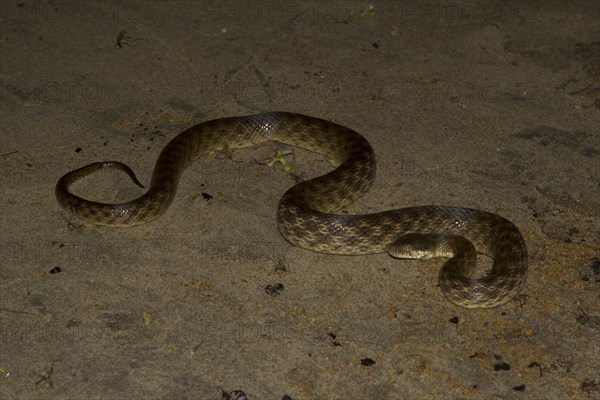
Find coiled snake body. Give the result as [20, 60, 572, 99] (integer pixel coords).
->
[56, 112, 527, 308]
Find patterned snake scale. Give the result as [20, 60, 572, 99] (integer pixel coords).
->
[56, 112, 527, 308]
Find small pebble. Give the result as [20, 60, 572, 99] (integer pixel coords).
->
[493, 362, 511, 371]
[222, 390, 247, 400]
[265, 283, 284, 296]
[360, 358, 376, 366]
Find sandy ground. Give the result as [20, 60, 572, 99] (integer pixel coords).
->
[1, 1, 599, 399]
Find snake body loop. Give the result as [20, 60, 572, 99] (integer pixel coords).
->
[56, 112, 527, 308]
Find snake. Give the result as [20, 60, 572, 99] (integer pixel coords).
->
[55, 112, 528, 308]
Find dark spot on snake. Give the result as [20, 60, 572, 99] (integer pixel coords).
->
[201, 192, 213, 201]
[49, 267, 61, 274]
[360, 358, 376, 366]
[512, 384, 526, 391]
[448, 316, 459, 324]
[75, 147, 82, 153]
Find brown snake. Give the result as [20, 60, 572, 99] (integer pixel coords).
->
[55, 112, 527, 308]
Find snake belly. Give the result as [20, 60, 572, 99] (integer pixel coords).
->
[55, 112, 528, 308]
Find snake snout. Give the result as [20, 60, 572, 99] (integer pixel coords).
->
[388, 234, 437, 260]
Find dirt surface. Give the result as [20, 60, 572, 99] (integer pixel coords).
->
[1, 1, 599, 399]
